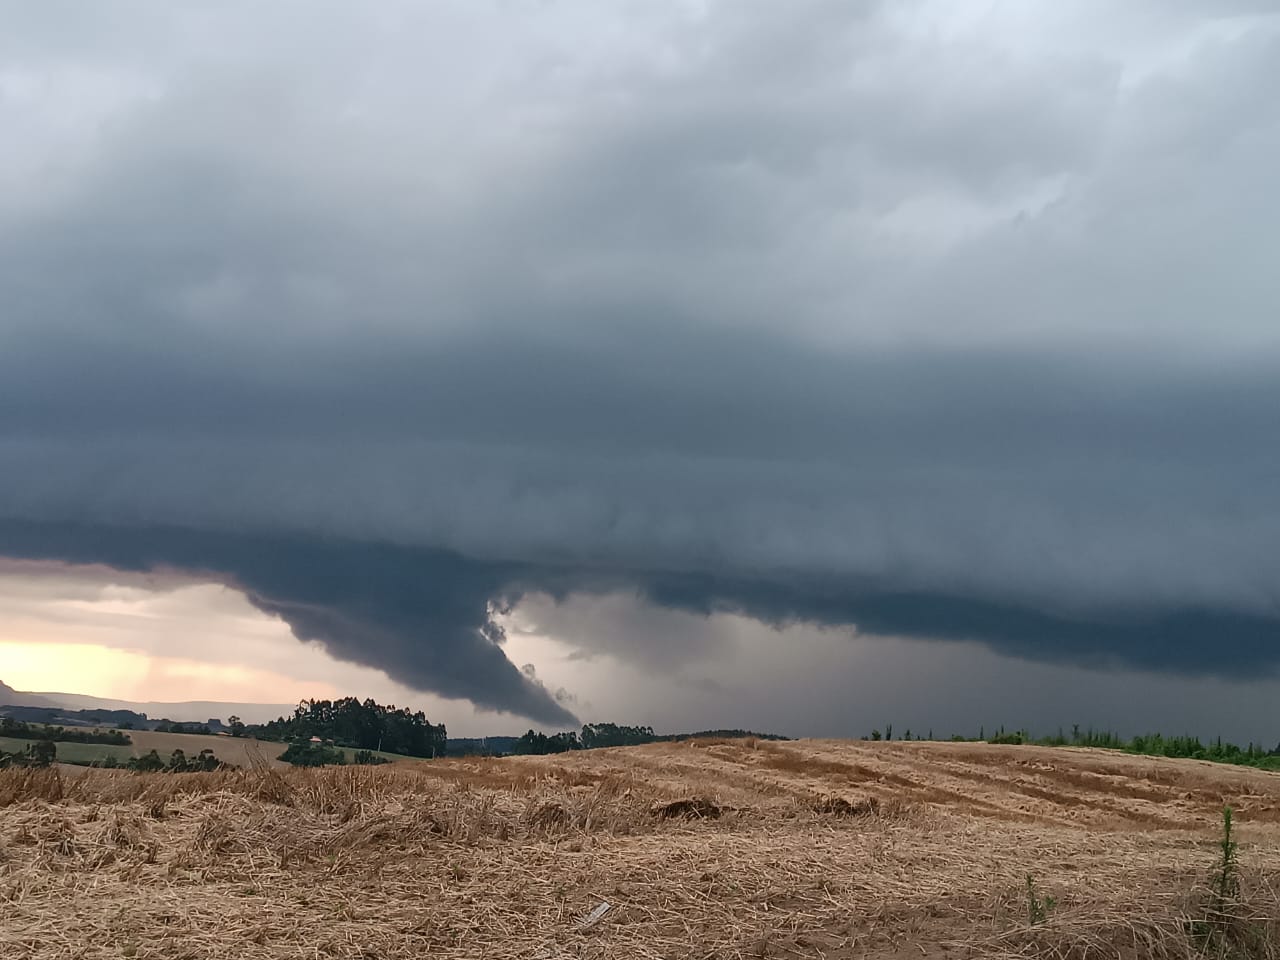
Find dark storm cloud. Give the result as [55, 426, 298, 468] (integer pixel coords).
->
[636, 576, 1280, 680]
[2, 1, 1279, 719]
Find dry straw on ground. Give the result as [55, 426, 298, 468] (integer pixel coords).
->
[3, 739, 1280, 959]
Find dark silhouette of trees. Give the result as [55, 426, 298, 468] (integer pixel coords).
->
[152, 721, 212, 735]
[512, 730, 581, 755]
[120, 747, 226, 772]
[0, 739, 56, 768]
[0, 717, 130, 745]
[127, 750, 165, 772]
[580, 723, 655, 749]
[259, 698, 446, 758]
[281, 741, 347, 766]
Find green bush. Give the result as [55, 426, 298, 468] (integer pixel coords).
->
[0, 739, 57, 768]
[128, 749, 166, 772]
[121, 747, 225, 773]
[281, 741, 347, 766]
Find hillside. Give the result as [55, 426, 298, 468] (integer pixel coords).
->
[3, 738, 1280, 958]
[0, 680, 53, 709]
[25, 692, 294, 725]
[0, 679, 294, 724]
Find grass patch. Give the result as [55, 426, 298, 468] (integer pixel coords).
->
[0, 736, 133, 766]
[1025, 873, 1056, 926]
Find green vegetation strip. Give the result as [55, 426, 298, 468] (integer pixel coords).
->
[0, 736, 134, 766]
[867, 726, 1280, 771]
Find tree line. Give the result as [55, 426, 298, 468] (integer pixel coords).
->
[508, 723, 790, 756]
[279, 742, 391, 766]
[152, 721, 214, 735]
[98, 747, 227, 773]
[0, 717, 130, 745]
[862, 724, 1280, 771]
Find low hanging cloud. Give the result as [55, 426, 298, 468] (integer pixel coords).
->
[2, 1, 1280, 722]
[0, 519, 576, 725]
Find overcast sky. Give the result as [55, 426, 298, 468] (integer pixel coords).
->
[2, 2, 1279, 741]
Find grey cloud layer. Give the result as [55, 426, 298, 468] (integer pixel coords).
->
[2, 1, 1279, 719]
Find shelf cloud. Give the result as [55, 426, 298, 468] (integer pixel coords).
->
[3, 1, 1279, 722]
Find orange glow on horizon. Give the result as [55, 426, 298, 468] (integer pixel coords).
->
[0, 641, 148, 699]
[0, 565, 513, 732]
[0, 639, 342, 704]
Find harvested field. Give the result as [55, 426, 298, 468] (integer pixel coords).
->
[3, 739, 1279, 959]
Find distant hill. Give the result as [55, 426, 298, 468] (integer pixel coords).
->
[0, 704, 151, 728]
[0, 680, 292, 725]
[0, 680, 55, 709]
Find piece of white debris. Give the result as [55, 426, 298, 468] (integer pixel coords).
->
[576, 901, 612, 931]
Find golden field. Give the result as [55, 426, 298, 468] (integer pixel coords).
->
[3, 738, 1279, 959]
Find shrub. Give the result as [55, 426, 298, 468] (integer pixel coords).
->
[281, 741, 347, 767]
[1025, 874, 1055, 925]
[128, 750, 166, 772]
[1209, 806, 1240, 915]
[0, 740, 57, 768]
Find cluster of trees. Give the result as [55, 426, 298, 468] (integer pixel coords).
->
[152, 721, 213, 735]
[580, 723, 656, 749]
[665, 729, 790, 743]
[446, 736, 521, 757]
[0, 717, 130, 744]
[258, 698, 446, 758]
[512, 730, 583, 755]
[280, 741, 348, 766]
[279, 742, 391, 766]
[99, 748, 226, 772]
[0, 739, 56, 768]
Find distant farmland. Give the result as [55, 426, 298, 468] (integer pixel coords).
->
[0, 736, 133, 766]
[2, 731, 413, 768]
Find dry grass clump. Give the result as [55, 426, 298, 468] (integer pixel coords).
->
[0, 767, 65, 806]
[964, 870, 1280, 960]
[3, 740, 1280, 959]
